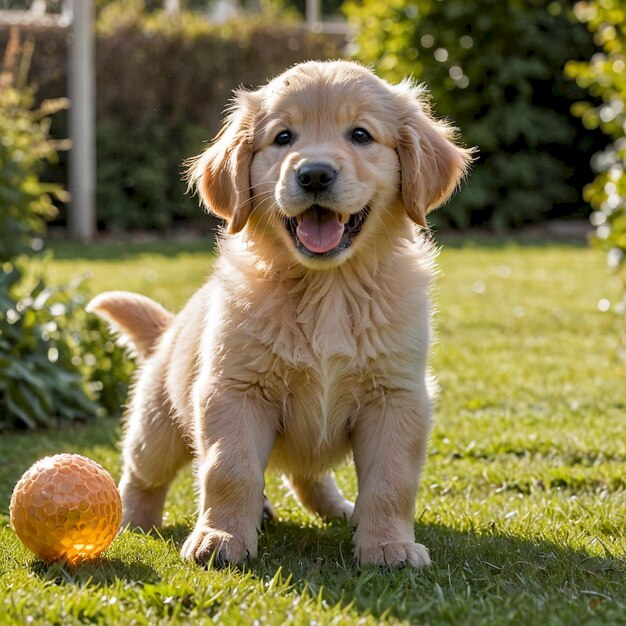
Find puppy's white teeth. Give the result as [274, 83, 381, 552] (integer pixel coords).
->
[296, 214, 303, 224]
[339, 212, 350, 224]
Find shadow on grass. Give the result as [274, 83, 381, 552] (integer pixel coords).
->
[247, 519, 623, 622]
[30, 556, 160, 586]
[151, 514, 624, 621]
[154, 523, 192, 546]
[17, 511, 621, 622]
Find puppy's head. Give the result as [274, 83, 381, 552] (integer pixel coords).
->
[189, 61, 472, 268]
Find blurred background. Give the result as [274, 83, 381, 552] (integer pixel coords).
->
[1, 0, 625, 429]
[1, 0, 624, 235]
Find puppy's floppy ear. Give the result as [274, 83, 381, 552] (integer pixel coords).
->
[395, 82, 474, 228]
[187, 90, 258, 234]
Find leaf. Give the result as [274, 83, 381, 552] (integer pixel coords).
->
[4, 386, 37, 429]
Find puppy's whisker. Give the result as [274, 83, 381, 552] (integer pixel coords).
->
[248, 194, 277, 217]
[249, 191, 276, 205]
[374, 207, 396, 247]
[238, 180, 279, 195]
[243, 196, 279, 242]
[230, 190, 275, 215]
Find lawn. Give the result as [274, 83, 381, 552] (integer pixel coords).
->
[1, 234, 625, 625]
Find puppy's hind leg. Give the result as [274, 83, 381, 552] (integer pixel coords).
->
[89, 290, 188, 530]
[287, 474, 354, 522]
[120, 381, 192, 531]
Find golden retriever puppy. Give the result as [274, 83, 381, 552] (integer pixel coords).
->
[88, 60, 472, 568]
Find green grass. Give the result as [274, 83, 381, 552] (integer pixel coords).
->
[1, 235, 625, 625]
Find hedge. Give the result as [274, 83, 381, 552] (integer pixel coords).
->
[1, 4, 610, 231]
[0, 11, 343, 232]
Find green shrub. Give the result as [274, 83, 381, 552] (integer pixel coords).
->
[345, 0, 603, 229]
[0, 268, 135, 429]
[0, 33, 133, 430]
[566, 0, 626, 353]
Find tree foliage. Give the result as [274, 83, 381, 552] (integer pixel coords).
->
[345, 0, 602, 229]
[566, 0, 626, 345]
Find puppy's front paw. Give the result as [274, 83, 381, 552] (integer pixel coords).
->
[181, 527, 256, 566]
[356, 541, 431, 569]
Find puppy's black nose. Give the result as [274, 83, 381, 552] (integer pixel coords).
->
[297, 163, 336, 192]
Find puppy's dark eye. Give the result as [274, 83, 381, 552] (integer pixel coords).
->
[274, 130, 292, 146]
[351, 128, 372, 145]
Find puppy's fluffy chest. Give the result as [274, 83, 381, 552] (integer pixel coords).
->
[268, 354, 359, 471]
[204, 240, 435, 472]
[220, 240, 434, 368]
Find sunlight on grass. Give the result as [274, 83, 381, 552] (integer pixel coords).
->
[0, 237, 624, 625]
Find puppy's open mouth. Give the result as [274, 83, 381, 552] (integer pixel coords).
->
[284, 205, 370, 258]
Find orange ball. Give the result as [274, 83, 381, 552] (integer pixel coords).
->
[10, 453, 122, 565]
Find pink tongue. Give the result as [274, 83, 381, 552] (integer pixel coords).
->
[296, 208, 345, 253]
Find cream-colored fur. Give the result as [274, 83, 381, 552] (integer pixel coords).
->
[88, 60, 472, 569]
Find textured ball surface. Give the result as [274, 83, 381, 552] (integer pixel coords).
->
[10, 453, 121, 564]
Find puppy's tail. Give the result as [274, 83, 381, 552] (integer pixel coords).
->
[87, 291, 173, 358]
